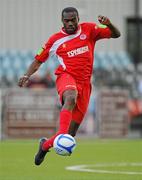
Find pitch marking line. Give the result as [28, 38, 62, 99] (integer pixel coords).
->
[66, 162, 142, 175]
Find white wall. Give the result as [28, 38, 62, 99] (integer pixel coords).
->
[0, 0, 142, 51]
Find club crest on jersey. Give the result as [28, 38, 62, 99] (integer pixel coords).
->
[80, 34, 87, 40]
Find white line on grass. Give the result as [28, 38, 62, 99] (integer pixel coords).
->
[66, 162, 142, 175]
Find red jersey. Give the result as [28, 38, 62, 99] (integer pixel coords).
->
[35, 22, 111, 81]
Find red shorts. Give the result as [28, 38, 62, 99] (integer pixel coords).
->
[56, 73, 91, 124]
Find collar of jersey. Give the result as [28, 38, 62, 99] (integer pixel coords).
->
[61, 25, 81, 35]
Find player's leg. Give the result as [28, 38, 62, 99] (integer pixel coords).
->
[35, 73, 78, 165]
[68, 82, 92, 137]
[68, 107, 84, 137]
[42, 89, 78, 148]
[34, 89, 77, 165]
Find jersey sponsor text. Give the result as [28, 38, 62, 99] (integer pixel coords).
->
[67, 45, 89, 57]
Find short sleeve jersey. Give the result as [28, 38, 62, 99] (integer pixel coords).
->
[35, 22, 111, 81]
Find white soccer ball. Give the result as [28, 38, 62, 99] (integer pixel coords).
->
[53, 134, 76, 156]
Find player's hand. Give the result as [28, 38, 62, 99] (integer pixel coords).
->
[98, 15, 111, 26]
[18, 75, 29, 87]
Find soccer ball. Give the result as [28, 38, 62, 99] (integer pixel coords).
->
[53, 134, 76, 156]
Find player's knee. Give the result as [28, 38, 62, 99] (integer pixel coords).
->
[64, 95, 77, 109]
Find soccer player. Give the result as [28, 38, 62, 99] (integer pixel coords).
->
[18, 7, 121, 165]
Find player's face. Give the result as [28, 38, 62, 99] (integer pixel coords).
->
[62, 11, 79, 34]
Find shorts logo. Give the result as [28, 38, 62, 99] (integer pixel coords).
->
[80, 34, 87, 40]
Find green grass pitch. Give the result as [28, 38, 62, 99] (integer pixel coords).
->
[0, 138, 142, 180]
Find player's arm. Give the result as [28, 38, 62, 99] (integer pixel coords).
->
[98, 15, 121, 38]
[18, 36, 54, 87]
[18, 60, 42, 87]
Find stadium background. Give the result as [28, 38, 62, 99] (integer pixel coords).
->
[0, 0, 142, 179]
[1, 0, 141, 51]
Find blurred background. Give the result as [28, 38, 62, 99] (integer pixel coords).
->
[0, 0, 142, 140]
